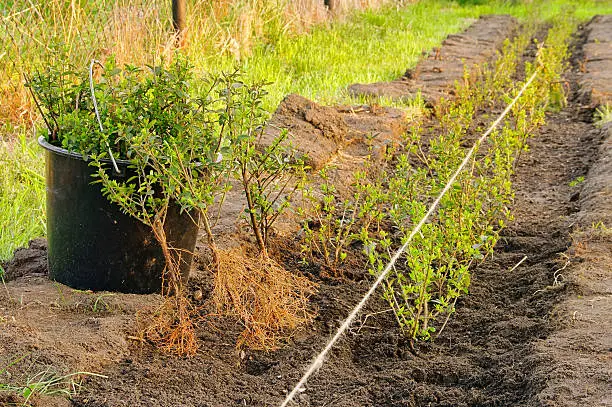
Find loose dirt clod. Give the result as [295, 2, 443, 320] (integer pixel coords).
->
[262, 94, 410, 173]
[2, 238, 47, 281]
[262, 94, 348, 170]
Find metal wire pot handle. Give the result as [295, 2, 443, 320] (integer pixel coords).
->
[88, 59, 120, 174]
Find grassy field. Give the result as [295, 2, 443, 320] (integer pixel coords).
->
[0, 133, 45, 260]
[1, 0, 611, 261]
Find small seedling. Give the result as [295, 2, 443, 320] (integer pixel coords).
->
[219, 72, 306, 257]
[300, 167, 362, 272]
[569, 175, 585, 187]
[91, 293, 115, 313]
[359, 16, 577, 342]
[594, 103, 612, 127]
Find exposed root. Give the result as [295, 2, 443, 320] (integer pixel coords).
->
[142, 219, 201, 357]
[144, 294, 200, 357]
[213, 247, 318, 350]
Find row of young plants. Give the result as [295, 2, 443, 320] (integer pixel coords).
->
[299, 14, 575, 341]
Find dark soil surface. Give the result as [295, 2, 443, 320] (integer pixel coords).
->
[532, 17, 612, 404]
[1, 16, 610, 407]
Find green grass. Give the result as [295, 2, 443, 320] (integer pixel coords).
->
[0, 130, 45, 260]
[218, 0, 612, 110]
[0, 355, 107, 407]
[233, 2, 484, 111]
[0, 0, 611, 260]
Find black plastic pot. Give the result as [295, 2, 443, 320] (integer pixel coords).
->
[39, 137, 199, 294]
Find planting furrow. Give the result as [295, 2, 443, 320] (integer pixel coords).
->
[533, 14, 612, 406]
[348, 15, 517, 104]
[533, 115, 612, 407]
[278, 19, 597, 407]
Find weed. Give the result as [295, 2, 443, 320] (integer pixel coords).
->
[0, 357, 107, 407]
[569, 175, 585, 187]
[594, 103, 612, 127]
[53, 282, 68, 308]
[591, 221, 610, 234]
[91, 293, 115, 313]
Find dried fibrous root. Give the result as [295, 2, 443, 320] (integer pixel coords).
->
[143, 223, 201, 357]
[144, 293, 200, 357]
[214, 247, 318, 350]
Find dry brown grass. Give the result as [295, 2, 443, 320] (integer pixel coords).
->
[190, 0, 394, 59]
[1, 0, 398, 126]
[0, 86, 32, 128]
[101, 5, 177, 67]
[214, 247, 318, 350]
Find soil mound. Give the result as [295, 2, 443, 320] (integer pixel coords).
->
[263, 94, 409, 172]
[579, 15, 612, 106]
[533, 125, 612, 407]
[262, 94, 347, 170]
[578, 123, 612, 226]
[348, 15, 518, 104]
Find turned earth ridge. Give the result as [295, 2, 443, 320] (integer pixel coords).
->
[259, 15, 518, 173]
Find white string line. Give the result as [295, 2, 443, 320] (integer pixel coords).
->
[279, 68, 540, 407]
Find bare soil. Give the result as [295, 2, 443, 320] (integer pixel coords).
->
[579, 15, 612, 106]
[1, 16, 610, 407]
[262, 94, 408, 172]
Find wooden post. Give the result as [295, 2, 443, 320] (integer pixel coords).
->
[172, 0, 186, 45]
[324, 0, 339, 14]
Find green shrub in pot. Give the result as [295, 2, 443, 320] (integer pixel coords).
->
[27, 54, 229, 355]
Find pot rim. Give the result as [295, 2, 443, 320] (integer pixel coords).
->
[38, 136, 131, 166]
